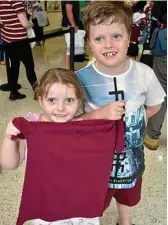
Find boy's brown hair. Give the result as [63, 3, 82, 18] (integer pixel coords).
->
[36, 68, 84, 105]
[83, 1, 132, 38]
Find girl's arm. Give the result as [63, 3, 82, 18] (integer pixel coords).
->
[0, 121, 26, 169]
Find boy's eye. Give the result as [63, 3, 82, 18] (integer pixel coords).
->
[65, 98, 74, 103]
[113, 34, 121, 39]
[48, 98, 56, 103]
[95, 37, 104, 42]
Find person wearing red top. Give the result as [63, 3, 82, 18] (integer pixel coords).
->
[127, 12, 146, 60]
[0, 0, 37, 100]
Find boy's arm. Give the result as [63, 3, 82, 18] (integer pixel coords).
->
[0, 121, 26, 169]
[80, 100, 125, 120]
[144, 67, 166, 116]
[145, 103, 161, 119]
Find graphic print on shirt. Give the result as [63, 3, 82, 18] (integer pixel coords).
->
[76, 60, 148, 189]
[109, 105, 145, 188]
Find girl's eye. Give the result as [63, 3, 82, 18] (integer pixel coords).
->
[113, 34, 121, 39]
[48, 98, 56, 103]
[65, 98, 74, 103]
[95, 37, 103, 42]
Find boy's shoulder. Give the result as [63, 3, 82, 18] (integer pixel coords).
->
[132, 60, 157, 84]
[133, 60, 154, 74]
[76, 63, 95, 82]
[76, 63, 93, 74]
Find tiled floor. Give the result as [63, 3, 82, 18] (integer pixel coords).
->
[0, 12, 167, 225]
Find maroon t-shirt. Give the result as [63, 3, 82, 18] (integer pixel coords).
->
[130, 24, 141, 42]
[12, 117, 125, 225]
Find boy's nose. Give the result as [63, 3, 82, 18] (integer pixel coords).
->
[105, 39, 114, 48]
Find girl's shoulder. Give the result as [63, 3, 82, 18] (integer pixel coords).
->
[26, 112, 41, 122]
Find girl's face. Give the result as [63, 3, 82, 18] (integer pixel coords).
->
[39, 82, 80, 123]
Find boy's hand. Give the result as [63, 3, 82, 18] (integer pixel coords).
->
[102, 100, 126, 120]
[5, 121, 21, 140]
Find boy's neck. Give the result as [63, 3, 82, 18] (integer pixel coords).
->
[94, 58, 130, 76]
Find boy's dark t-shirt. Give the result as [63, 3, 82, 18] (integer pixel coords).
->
[61, 1, 80, 27]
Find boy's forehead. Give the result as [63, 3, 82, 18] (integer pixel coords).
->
[89, 20, 126, 32]
[89, 16, 129, 32]
[92, 16, 120, 26]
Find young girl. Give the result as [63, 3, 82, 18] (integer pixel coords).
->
[0, 68, 99, 225]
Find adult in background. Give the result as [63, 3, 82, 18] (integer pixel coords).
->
[61, 0, 80, 69]
[144, 1, 153, 43]
[79, 0, 90, 61]
[127, 12, 146, 60]
[0, 24, 5, 65]
[132, 1, 147, 13]
[24, 1, 44, 46]
[144, 14, 167, 150]
[150, 0, 167, 42]
[0, 0, 37, 100]
[31, 1, 44, 46]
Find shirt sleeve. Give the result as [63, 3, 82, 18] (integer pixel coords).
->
[11, 0, 26, 14]
[145, 70, 166, 106]
[26, 112, 40, 121]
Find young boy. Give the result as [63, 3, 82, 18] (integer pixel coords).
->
[76, 1, 166, 225]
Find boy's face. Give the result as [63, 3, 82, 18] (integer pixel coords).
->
[88, 19, 130, 74]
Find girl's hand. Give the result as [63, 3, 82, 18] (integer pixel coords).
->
[5, 121, 21, 139]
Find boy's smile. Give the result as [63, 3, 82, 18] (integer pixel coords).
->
[89, 19, 130, 75]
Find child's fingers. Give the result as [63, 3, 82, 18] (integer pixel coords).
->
[6, 121, 21, 136]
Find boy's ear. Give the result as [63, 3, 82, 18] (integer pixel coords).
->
[128, 36, 131, 47]
[87, 38, 91, 46]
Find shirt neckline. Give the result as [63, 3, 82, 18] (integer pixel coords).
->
[92, 58, 133, 78]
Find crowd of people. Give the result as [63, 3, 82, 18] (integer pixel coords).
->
[0, 1, 167, 225]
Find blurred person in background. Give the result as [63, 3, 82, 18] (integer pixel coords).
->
[144, 13, 167, 150]
[0, 0, 37, 100]
[0, 23, 5, 65]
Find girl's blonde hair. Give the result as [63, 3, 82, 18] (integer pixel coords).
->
[35, 68, 84, 106]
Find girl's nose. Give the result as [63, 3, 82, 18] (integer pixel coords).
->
[57, 102, 66, 112]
